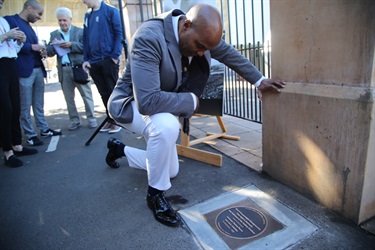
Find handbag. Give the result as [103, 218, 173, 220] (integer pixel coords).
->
[72, 65, 90, 84]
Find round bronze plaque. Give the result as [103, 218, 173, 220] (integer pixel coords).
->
[215, 206, 267, 239]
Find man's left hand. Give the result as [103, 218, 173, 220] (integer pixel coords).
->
[257, 78, 285, 100]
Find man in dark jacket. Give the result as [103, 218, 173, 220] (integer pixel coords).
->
[82, 0, 123, 134]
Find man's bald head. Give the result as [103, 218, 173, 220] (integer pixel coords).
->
[186, 4, 223, 47]
[20, 0, 44, 23]
[23, 0, 42, 10]
[179, 4, 223, 57]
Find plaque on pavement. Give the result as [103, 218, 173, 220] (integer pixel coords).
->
[204, 199, 284, 249]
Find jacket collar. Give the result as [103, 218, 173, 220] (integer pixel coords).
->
[163, 10, 184, 91]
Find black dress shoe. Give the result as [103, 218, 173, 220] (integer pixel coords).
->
[147, 192, 181, 227]
[14, 147, 38, 156]
[4, 155, 23, 168]
[105, 137, 124, 168]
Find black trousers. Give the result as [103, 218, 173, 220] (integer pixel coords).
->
[0, 58, 22, 151]
[89, 57, 119, 123]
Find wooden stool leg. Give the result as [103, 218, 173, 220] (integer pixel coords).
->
[176, 116, 241, 167]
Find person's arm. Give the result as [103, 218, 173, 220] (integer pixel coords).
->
[130, 28, 195, 118]
[16, 31, 44, 56]
[82, 13, 89, 62]
[0, 27, 25, 44]
[109, 7, 123, 62]
[46, 32, 57, 57]
[0, 17, 24, 54]
[211, 40, 263, 84]
[0, 33, 7, 43]
[211, 40, 285, 100]
[69, 27, 83, 53]
[4, 16, 32, 55]
[82, 13, 91, 72]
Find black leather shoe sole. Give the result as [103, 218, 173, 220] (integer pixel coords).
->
[105, 137, 122, 168]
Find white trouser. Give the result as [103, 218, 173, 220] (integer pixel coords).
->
[119, 101, 180, 191]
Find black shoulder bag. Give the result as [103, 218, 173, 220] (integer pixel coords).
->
[59, 33, 90, 84]
[72, 64, 90, 84]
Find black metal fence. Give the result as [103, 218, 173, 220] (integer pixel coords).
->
[225, 41, 270, 123]
[148, 0, 269, 123]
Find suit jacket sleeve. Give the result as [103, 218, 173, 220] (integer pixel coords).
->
[130, 24, 195, 118]
[211, 39, 263, 84]
[46, 31, 58, 57]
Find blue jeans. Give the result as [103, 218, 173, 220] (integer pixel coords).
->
[19, 68, 49, 139]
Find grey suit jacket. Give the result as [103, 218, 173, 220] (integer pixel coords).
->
[108, 9, 263, 124]
[46, 25, 84, 84]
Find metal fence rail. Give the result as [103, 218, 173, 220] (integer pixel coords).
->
[220, 0, 269, 123]
[224, 41, 270, 123]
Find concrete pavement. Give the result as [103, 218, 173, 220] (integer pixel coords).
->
[0, 82, 374, 249]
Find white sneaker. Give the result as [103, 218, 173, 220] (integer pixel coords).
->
[40, 128, 62, 137]
[68, 122, 81, 131]
[88, 120, 97, 129]
[27, 136, 44, 146]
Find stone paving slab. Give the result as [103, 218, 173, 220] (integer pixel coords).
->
[179, 185, 318, 250]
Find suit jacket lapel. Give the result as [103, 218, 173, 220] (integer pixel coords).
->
[163, 10, 184, 92]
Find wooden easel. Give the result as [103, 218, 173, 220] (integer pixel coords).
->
[176, 116, 240, 167]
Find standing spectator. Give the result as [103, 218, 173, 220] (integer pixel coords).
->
[46, 7, 97, 131]
[5, 0, 62, 146]
[82, 0, 122, 134]
[0, 0, 38, 168]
